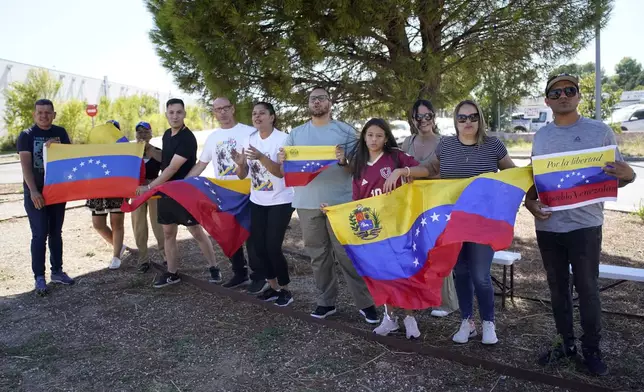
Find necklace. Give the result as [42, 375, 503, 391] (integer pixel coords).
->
[463, 145, 478, 163]
[458, 136, 478, 163]
[412, 135, 438, 163]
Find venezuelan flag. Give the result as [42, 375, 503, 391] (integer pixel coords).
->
[532, 146, 618, 211]
[122, 177, 251, 258]
[326, 167, 534, 310]
[42, 143, 144, 205]
[283, 146, 337, 187]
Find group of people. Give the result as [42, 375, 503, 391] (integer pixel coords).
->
[17, 73, 636, 377]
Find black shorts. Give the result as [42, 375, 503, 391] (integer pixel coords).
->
[157, 196, 198, 226]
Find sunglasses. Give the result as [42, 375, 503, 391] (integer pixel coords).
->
[456, 113, 480, 123]
[547, 86, 578, 100]
[415, 112, 435, 121]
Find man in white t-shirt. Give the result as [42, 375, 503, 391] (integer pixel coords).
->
[187, 97, 261, 291]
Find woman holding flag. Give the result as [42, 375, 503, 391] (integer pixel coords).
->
[434, 101, 514, 344]
[232, 102, 295, 307]
[408, 100, 516, 345]
[86, 120, 130, 270]
[402, 99, 459, 318]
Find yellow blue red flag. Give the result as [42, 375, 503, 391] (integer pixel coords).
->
[122, 178, 251, 258]
[43, 143, 144, 205]
[532, 146, 618, 211]
[283, 146, 337, 186]
[325, 167, 534, 310]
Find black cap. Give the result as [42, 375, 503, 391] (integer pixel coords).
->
[545, 73, 580, 95]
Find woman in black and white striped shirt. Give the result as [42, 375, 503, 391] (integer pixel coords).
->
[426, 100, 515, 346]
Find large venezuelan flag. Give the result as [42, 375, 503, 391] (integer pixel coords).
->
[283, 146, 337, 187]
[122, 177, 251, 258]
[532, 146, 618, 211]
[43, 143, 144, 205]
[326, 167, 534, 310]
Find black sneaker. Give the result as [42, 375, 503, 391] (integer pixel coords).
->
[137, 262, 151, 274]
[275, 289, 294, 307]
[247, 280, 269, 294]
[311, 306, 337, 319]
[359, 306, 381, 324]
[583, 349, 609, 376]
[153, 272, 181, 288]
[257, 288, 280, 302]
[222, 274, 250, 288]
[208, 267, 222, 283]
[538, 344, 579, 366]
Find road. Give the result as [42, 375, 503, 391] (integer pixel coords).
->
[1, 157, 642, 212]
[0, 162, 22, 184]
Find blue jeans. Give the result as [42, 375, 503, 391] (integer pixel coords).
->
[24, 190, 66, 279]
[453, 242, 495, 322]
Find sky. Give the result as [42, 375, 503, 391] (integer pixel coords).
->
[0, 0, 642, 94]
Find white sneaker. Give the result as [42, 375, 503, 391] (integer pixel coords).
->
[373, 314, 399, 336]
[430, 309, 451, 317]
[481, 321, 498, 345]
[403, 315, 421, 339]
[108, 257, 122, 270]
[453, 319, 477, 344]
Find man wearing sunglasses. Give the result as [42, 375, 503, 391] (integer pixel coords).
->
[276, 86, 379, 324]
[525, 74, 636, 376]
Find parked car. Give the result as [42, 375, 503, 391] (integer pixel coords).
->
[510, 108, 553, 132]
[390, 120, 411, 145]
[608, 104, 644, 132]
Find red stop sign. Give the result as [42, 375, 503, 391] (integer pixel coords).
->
[86, 104, 98, 117]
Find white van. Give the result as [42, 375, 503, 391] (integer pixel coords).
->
[609, 104, 644, 132]
[511, 108, 553, 132]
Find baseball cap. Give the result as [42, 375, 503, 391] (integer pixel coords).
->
[545, 73, 580, 95]
[106, 119, 121, 130]
[135, 121, 151, 130]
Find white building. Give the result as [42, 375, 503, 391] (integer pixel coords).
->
[0, 58, 198, 137]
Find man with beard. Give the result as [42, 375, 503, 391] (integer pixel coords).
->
[187, 97, 263, 292]
[525, 74, 635, 376]
[277, 86, 379, 323]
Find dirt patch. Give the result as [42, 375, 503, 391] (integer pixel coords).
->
[0, 184, 22, 195]
[0, 207, 643, 391]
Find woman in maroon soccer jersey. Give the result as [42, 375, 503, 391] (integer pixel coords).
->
[326, 118, 430, 339]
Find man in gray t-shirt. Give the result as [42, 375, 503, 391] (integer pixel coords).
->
[525, 74, 636, 376]
[278, 86, 378, 323]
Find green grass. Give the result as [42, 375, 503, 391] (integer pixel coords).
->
[633, 201, 644, 224]
[502, 139, 532, 151]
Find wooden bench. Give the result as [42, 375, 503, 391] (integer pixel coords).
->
[570, 264, 644, 299]
[491, 251, 523, 309]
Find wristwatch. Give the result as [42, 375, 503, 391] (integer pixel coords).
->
[625, 171, 637, 184]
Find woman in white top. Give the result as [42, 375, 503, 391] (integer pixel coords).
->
[233, 102, 295, 307]
[401, 99, 459, 318]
